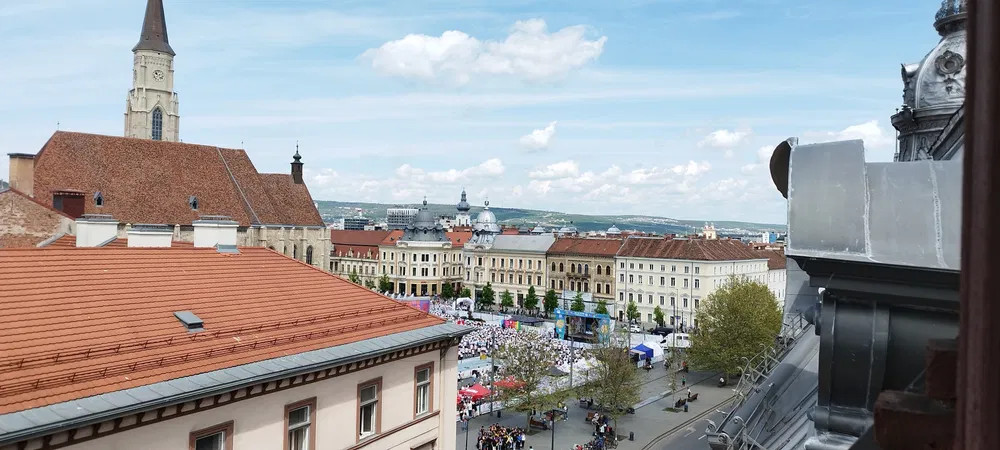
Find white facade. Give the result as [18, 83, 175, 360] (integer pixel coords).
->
[124, 49, 179, 141]
[381, 240, 464, 296]
[614, 257, 769, 330]
[767, 266, 787, 311]
[37, 348, 458, 450]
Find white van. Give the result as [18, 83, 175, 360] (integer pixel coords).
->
[660, 332, 692, 349]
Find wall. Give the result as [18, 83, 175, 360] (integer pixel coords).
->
[545, 254, 616, 303]
[380, 242, 464, 296]
[0, 190, 74, 248]
[60, 347, 458, 450]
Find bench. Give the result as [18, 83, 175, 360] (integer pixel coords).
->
[688, 392, 700, 402]
[529, 417, 549, 430]
[674, 398, 687, 409]
[586, 412, 600, 423]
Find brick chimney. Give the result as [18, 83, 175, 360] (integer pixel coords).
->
[75, 214, 119, 247]
[291, 146, 303, 185]
[8, 153, 36, 196]
[52, 190, 85, 219]
[126, 224, 173, 247]
[192, 215, 239, 250]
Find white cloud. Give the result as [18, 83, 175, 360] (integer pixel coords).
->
[740, 145, 775, 174]
[362, 19, 607, 84]
[519, 121, 558, 150]
[529, 160, 580, 179]
[697, 128, 750, 149]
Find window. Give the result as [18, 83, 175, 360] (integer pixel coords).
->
[648, 294, 653, 304]
[518, 275, 523, 284]
[670, 277, 676, 287]
[478, 257, 483, 266]
[670, 296, 676, 306]
[683, 279, 689, 288]
[570, 281, 575, 291]
[606, 265, 611, 275]
[620, 262, 625, 269]
[584, 282, 589, 292]
[683, 298, 689, 308]
[151, 107, 163, 140]
[358, 379, 381, 439]
[571, 264, 576, 273]
[537, 276, 542, 285]
[293, 245, 298, 259]
[528, 260, 533, 269]
[552, 280, 556, 289]
[94, 191, 104, 207]
[694, 279, 700, 289]
[596, 284, 601, 294]
[585, 264, 589, 274]
[492, 258, 496, 267]
[647, 313, 653, 322]
[597, 266, 602, 275]
[492, 273, 496, 282]
[620, 292, 624, 301]
[559, 280, 564, 289]
[660, 277, 665, 286]
[648, 276, 653, 284]
[190, 422, 233, 450]
[620, 274, 625, 282]
[694, 267, 700, 275]
[639, 264, 644, 270]
[552, 262, 557, 271]
[414, 363, 434, 417]
[605, 283, 610, 293]
[285, 398, 316, 450]
[684, 266, 690, 274]
[560, 263, 564, 272]
[628, 293, 633, 301]
[500, 274, 505, 283]
[695, 298, 700, 309]
[659, 296, 665, 305]
[629, 275, 634, 283]
[630, 263, 634, 269]
[660, 265, 665, 271]
[306, 246, 314, 265]
[671, 265, 676, 273]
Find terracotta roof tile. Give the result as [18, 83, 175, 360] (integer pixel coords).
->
[547, 237, 623, 257]
[379, 230, 404, 246]
[758, 249, 787, 270]
[41, 235, 193, 249]
[617, 236, 766, 261]
[330, 230, 392, 247]
[0, 247, 443, 414]
[31, 132, 323, 227]
[446, 231, 473, 245]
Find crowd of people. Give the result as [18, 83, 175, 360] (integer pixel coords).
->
[476, 425, 529, 450]
[455, 321, 585, 368]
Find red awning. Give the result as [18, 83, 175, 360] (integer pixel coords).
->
[460, 383, 491, 400]
[493, 377, 526, 389]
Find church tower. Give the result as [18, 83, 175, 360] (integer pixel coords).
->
[124, 0, 179, 141]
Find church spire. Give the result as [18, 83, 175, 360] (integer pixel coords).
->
[132, 0, 175, 56]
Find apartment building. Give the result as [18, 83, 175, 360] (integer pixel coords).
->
[545, 237, 623, 310]
[615, 236, 769, 329]
[463, 234, 554, 306]
[379, 201, 470, 296]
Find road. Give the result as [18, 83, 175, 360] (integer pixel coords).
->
[646, 408, 727, 450]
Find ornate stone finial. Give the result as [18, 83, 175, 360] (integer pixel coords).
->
[422, 196, 428, 206]
[934, 0, 967, 35]
[293, 141, 301, 162]
[484, 199, 490, 208]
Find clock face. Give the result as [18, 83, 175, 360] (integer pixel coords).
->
[152, 69, 165, 81]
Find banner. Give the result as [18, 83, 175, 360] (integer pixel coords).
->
[401, 299, 430, 312]
[554, 309, 567, 339]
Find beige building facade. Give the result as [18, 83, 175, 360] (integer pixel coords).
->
[379, 203, 471, 296]
[464, 234, 554, 307]
[616, 237, 769, 329]
[545, 237, 622, 309]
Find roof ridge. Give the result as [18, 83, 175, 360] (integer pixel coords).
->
[0, 187, 75, 220]
[215, 147, 261, 225]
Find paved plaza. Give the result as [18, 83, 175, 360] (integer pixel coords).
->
[456, 367, 734, 450]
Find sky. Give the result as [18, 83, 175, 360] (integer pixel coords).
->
[0, 0, 945, 224]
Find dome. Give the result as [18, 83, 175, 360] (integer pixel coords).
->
[474, 201, 501, 233]
[402, 198, 447, 242]
[456, 189, 471, 213]
[607, 224, 621, 235]
[531, 226, 547, 234]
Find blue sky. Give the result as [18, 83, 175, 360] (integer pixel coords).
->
[0, 0, 944, 223]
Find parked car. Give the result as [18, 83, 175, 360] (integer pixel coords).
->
[648, 326, 674, 336]
[628, 324, 643, 333]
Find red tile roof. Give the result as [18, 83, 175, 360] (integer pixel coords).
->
[0, 247, 443, 414]
[617, 237, 766, 261]
[0, 189, 73, 248]
[446, 231, 473, 246]
[42, 234, 194, 248]
[380, 230, 405, 246]
[547, 237, 623, 257]
[758, 249, 787, 270]
[330, 230, 392, 247]
[30, 131, 323, 227]
[332, 245, 379, 259]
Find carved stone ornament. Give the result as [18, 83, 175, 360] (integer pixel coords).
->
[935, 50, 965, 75]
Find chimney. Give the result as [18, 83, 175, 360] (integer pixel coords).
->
[7, 153, 35, 196]
[291, 146, 303, 184]
[127, 224, 173, 247]
[75, 214, 119, 247]
[192, 215, 239, 251]
[52, 190, 86, 219]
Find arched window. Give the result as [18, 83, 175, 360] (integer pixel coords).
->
[605, 283, 610, 293]
[306, 246, 314, 265]
[606, 265, 611, 276]
[551, 262, 556, 271]
[584, 264, 589, 274]
[559, 263, 564, 272]
[571, 264, 576, 273]
[597, 265, 602, 275]
[293, 245, 298, 259]
[151, 107, 163, 141]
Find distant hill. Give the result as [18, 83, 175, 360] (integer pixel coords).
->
[316, 200, 785, 236]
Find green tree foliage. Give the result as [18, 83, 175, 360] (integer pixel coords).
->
[378, 274, 392, 292]
[524, 286, 539, 311]
[594, 299, 609, 315]
[479, 282, 496, 310]
[493, 331, 561, 428]
[653, 306, 665, 326]
[364, 279, 376, 289]
[543, 289, 559, 317]
[626, 299, 640, 322]
[440, 282, 454, 300]
[571, 291, 586, 312]
[580, 329, 642, 432]
[348, 268, 360, 284]
[688, 276, 783, 375]
[500, 289, 514, 311]
[460, 287, 472, 298]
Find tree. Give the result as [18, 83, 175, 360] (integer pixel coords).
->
[348, 268, 360, 284]
[500, 290, 514, 312]
[364, 278, 376, 290]
[493, 330, 561, 429]
[571, 291, 586, 312]
[688, 276, 783, 376]
[653, 306, 665, 326]
[378, 274, 392, 293]
[580, 328, 642, 434]
[440, 283, 454, 300]
[626, 299, 640, 322]
[524, 286, 539, 312]
[460, 287, 472, 298]
[543, 289, 559, 318]
[594, 299, 609, 315]
[479, 282, 496, 311]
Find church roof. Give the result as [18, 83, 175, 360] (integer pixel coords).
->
[30, 131, 324, 227]
[132, 0, 175, 56]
